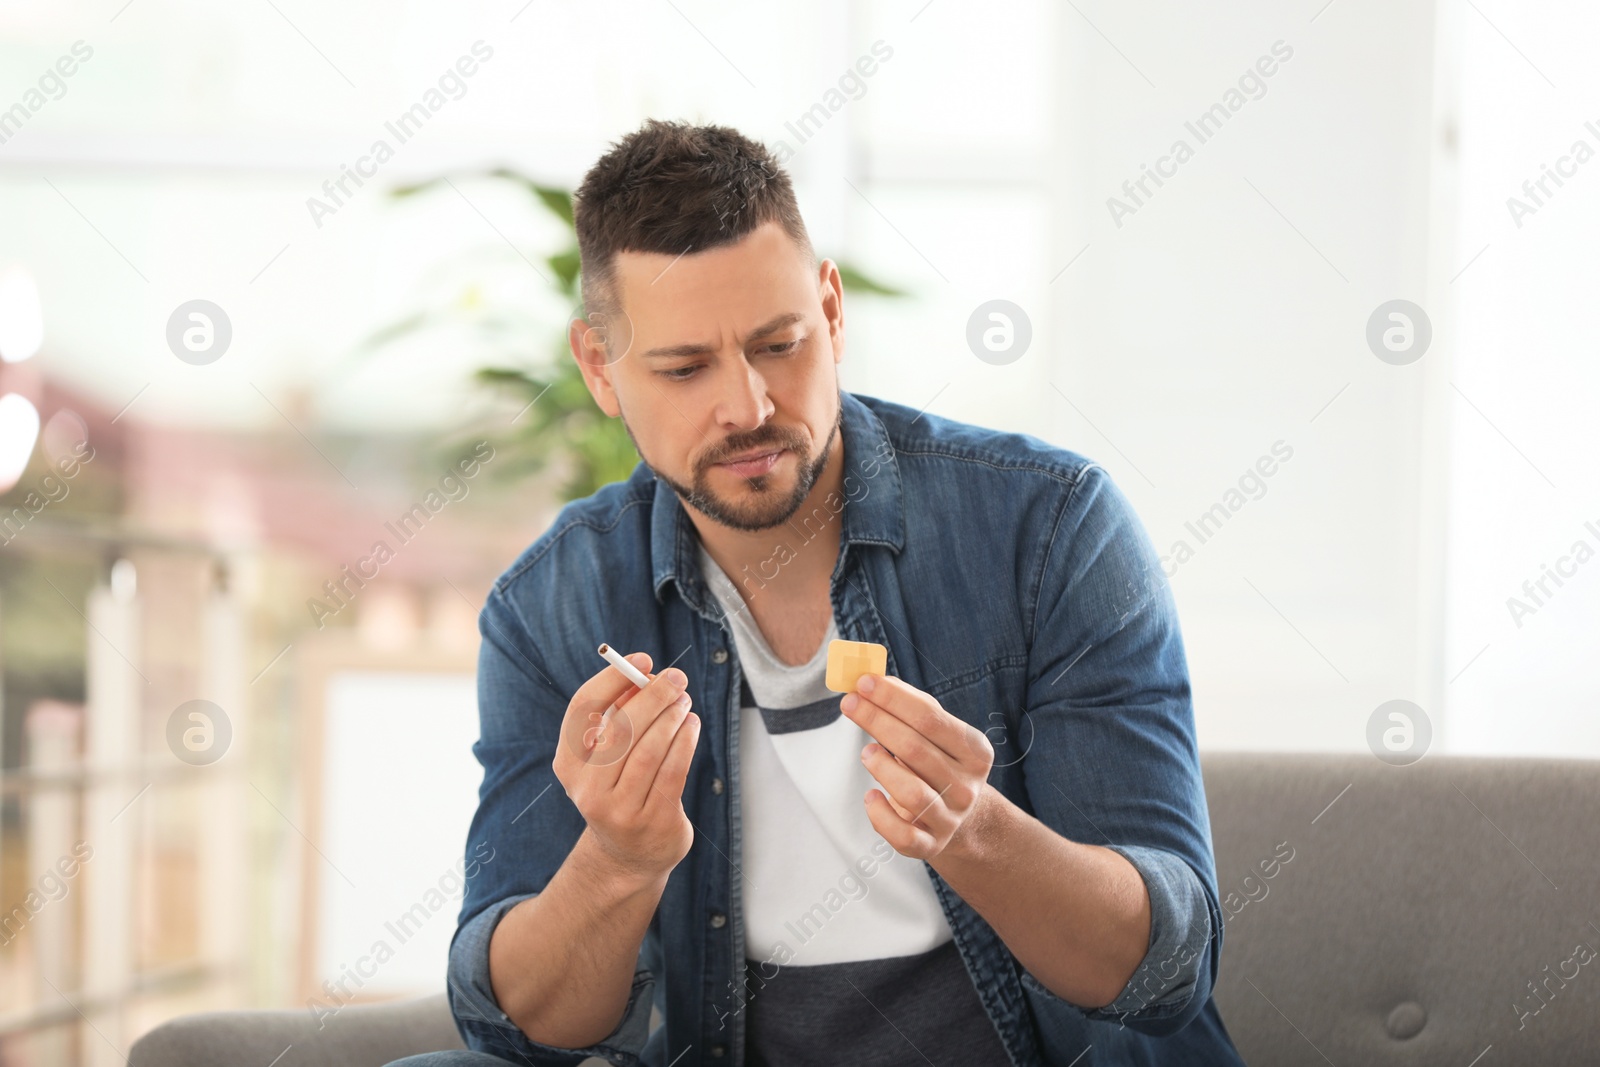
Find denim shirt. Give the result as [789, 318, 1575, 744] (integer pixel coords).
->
[446, 390, 1246, 1067]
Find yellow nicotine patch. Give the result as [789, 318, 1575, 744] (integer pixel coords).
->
[825, 640, 887, 693]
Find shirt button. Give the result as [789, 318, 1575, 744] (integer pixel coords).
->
[710, 1044, 727, 1057]
[711, 777, 724, 795]
[712, 648, 729, 664]
[709, 910, 727, 929]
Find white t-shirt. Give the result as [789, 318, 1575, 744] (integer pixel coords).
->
[697, 544, 1011, 1066]
[698, 543, 953, 967]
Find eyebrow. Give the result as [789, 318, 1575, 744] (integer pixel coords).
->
[641, 312, 805, 359]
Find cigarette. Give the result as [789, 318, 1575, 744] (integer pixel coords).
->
[596, 643, 650, 739]
[597, 643, 650, 688]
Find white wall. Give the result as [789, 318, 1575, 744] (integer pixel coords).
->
[1444, 0, 1600, 757]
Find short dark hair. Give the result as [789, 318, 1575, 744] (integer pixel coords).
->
[573, 119, 815, 323]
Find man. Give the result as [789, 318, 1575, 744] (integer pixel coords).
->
[402, 120, 1246, 1066]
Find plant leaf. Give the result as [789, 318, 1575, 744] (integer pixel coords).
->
[836, 260, 907, 297]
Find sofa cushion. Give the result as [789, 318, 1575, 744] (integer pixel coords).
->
[1204, 752, 1600, 1066]
[129, 991, 463, 1067]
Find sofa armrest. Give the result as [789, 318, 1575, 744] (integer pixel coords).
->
[129, 992, 463, 1067]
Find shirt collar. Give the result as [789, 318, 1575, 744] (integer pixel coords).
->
[650, 389, 904, 607]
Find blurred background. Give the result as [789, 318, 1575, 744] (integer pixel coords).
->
[0, 0, 1596, 1061]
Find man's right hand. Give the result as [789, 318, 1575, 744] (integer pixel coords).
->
[491, 653, 700, 1049]
[554, 652, 701, 882]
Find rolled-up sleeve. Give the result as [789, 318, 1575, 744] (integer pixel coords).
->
[1016, 463, 1224, 1037]
[1091, 844, 1213, 1020]
[444, 585, 657, 1065]
[447, 891, 656, 1065]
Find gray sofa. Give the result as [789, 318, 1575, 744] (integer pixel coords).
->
[129, 753, 1600, 1065]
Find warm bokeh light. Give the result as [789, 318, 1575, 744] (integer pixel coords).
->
[0, 392, 41, 493]
[0, 267, 43, 364]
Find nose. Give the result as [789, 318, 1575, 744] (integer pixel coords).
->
[715, 355, 775, 437]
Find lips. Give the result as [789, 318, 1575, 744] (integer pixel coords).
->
[721, 447, 781, 464]
[717, 447, 786, 476]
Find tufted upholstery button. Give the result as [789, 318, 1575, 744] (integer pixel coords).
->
[710, 1044, 726, 1057]
[1385, 1002, 1426, 1040]
[712, 648, 729, 664]
[712, 777, 724, 795]
[709, 910, 727, 929]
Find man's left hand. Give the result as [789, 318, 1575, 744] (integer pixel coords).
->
[840, 675, 996, 861]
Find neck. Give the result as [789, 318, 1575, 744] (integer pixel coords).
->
[687, 423, 846, 606]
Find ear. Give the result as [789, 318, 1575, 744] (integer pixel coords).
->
[570, 314, 622, 417]
[818, 259, 845, 364]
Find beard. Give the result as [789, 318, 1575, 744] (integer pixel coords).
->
[621, 389, 843, 532]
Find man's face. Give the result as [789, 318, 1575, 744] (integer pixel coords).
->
[572, 220, 845, 532]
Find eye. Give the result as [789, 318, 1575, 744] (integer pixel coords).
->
[656, 338, 802, 382]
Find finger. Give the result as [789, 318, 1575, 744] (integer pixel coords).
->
[864, 789, 935, 859]
[842, 695, 957, 787]
[564, 651, 653, 757]
[860, 744, 952, 835]
[604, 663, 688, 756]
[647, 711, 701, 805]
[851, 675, 980, 763]
[614, 690, 693, 811]
[574, 658, 689, 782]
